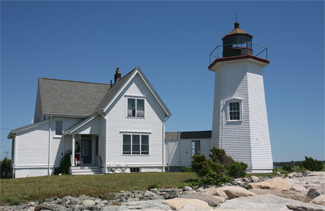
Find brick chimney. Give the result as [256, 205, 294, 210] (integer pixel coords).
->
[114, 67, 121, 83]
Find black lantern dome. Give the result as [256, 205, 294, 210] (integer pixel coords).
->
[222, 22, 253, 58]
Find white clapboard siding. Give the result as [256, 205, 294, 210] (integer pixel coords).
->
[104, 73, 165, 168]
[210, 59, 273, 172]
[166, 139, 212, 167]
[16, 122, 49, 166]
[247, 65, 273, 172]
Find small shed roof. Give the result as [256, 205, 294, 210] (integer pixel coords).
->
[165, 130, 212, 140]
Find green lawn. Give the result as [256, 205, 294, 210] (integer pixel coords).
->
[0, 172, 197, 205]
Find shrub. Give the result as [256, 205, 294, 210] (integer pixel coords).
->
[301, 156, 323, 171]
[181, 167, 194, 172]
[282, 165, 293, 173]
[54, 151, 72, 175]
[191, 147, 246, 186]
[227, 161, 247, 178]
[0, 158, 11, 178]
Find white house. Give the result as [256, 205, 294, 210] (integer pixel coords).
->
[8, 67, 172, 178]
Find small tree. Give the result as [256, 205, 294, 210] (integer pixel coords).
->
[54, 151, 72, 175]
[301, 156, 323, 171]
[191, 147, 247, 186]
[0, 158, 12, 178]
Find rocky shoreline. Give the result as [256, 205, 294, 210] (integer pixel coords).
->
[1, 171, 325, 211]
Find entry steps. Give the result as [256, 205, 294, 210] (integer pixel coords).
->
[70, 166, 102, 175]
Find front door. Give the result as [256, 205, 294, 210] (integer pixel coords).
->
[81, 136, 92, 164]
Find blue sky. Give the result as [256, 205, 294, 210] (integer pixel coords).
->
[1, 1, 324, 162]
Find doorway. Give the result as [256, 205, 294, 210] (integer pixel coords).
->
[81, 135, 92, 164]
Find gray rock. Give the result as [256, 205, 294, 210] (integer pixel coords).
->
[183, 186, 193, 192]
[181, 192, 225, 206]
[82, 199, 96, 207]
[121, 200, 170, 210]
[307, 188, 322, 199]
[218, 194, 325, 211]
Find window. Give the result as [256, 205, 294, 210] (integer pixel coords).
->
[123, 134, 149, 155]
[229, 102, 240, 120]
[55, 121, 63, 135]
[192, 140, 201, 156]
[130, 167, 140, 173]
[128, 98, 145, 118]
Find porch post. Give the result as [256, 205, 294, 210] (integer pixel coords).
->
[72, 134, 75, 166]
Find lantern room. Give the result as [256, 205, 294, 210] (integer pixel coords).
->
[222, 22, 253, 58]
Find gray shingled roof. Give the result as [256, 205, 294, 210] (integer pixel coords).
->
[165, 131, 212, 140]
[39, 78, 111, 117]
[94, 67, 137, 113]
[38, 66, 171, 118]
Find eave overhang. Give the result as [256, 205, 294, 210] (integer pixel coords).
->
[208, 55, 270, 70]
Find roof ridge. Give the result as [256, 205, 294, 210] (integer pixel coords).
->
[39, 77, 110, 86]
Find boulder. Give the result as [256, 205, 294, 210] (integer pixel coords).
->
[119, 200, 170, 210]
[217, 194, 325, 211]
[144, 191, 158, 200]
[249, 189, 307, 202]
[289, 184, 309, 195]
[248, 177, 291, 191]
[214, 186, 256, 199]
[311, 195, 325, 206]
[307, 188, 322, 199]
[180, 192, 225, 206]
[82, 199, 95, 207]
[251, 176, 259, 183]
[164, 198, 213, 210]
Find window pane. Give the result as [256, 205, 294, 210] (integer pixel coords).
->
[128, 99, 135, 117]
[141, 135, 149, 154]
[123, 135, 131, 154]
[55, 121, 62, 135]
[137, 99, 145, 117]
[132, 135, 140, 154]
[141, 135, 149, 145]
[229, 102, 240, 120]
[192, 140, 200, 155]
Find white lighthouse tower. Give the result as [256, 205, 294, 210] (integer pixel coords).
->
[209, 22, 273, 173]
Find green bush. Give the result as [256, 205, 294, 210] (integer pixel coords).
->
[227, 161, 247, 178]
[181, 167, 194, 172]
[191, 147, 246, 186]
[54, 151, 72, 175]
[301, 156, 323, 171]
[0, 158, 11, 178]
[282, 165, 293, 173]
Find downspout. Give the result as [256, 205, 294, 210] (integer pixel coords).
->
[162, 116, 170, 172]
[99, 111, 107, 173]
[48, 115, 52, 175]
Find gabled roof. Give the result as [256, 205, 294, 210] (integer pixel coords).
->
[63, 67, 171, 135]
[99, 66, 171, 116]
[165, 130, 212, 140]
[38, 78, 110, 117]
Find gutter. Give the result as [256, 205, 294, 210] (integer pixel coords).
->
[48, 115, 52, 175]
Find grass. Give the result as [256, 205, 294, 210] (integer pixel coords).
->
[0, 172, 197, 205]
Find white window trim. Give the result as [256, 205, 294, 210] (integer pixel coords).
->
[54, 119, 64, 138]
[126, 97, 146, 118]
[226, 98, 243, 122]
[121, 132, 151, 156]
[191, 140, 201, 156]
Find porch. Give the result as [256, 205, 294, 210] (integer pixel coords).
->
[69, 134, 104, 175]
[69, 166, 102, 175]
